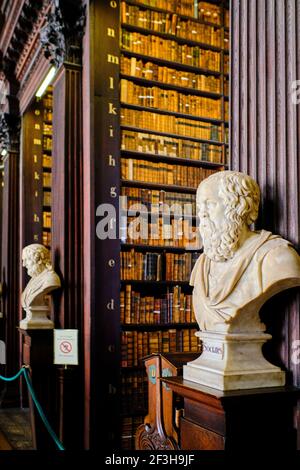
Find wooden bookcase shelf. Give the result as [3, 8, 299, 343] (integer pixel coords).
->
[125, 0, 225, 28]
[121, 322, 198, 330]
[121, 102, 225, 124]
[121, 242, 201, 252]
[121, 125, 224, 145]
[120, 73, 223, 99]
[121, 410, 148, 418]
[121, 22, 224, 52]
[121, 280, 193, 286]
[121, 150, 226, 168]
[121, 209, 199, 223]
[121, 49, 222, 76]
[121, 179, 198, 193]
[122, 366, 146, 372]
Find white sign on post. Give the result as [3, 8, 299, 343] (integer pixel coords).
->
[54, 329, 78, 365]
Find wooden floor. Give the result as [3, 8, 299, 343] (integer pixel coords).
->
[0, 409, 33, 450]
[0, 429, 12, 450]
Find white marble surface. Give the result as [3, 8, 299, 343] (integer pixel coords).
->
[184, 331, 285, 390]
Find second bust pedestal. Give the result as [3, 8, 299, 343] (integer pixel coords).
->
[183, 331, 285, 390]
[19, 305, 54, 330]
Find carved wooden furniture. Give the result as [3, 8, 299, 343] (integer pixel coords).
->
[162, 377, 300, 450]
[135, 352, 198, 450]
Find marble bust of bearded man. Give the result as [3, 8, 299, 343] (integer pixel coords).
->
[190, 170, 300, 334]
[20, 244, 60, 329]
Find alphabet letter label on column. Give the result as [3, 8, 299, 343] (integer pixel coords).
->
[107, 28, 116, 37]
[108, 155, 116, 166]
[109, 103, 117, 115]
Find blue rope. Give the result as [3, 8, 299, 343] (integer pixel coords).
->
[0, 368, 24, 382]
[0, 366, 65, 451]
[22, 368, 65, 451]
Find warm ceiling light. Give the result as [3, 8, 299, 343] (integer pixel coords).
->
[36, 66, 56, 98]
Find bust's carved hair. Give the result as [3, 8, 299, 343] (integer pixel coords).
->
[200, 171, 260, 226]
[22, 244, 53, 270]
[197, 171, 260, 261]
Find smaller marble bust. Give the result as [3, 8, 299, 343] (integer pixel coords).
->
[20, 244, 61, 329]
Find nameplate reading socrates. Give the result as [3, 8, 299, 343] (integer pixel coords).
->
[202, 341, 224, 360]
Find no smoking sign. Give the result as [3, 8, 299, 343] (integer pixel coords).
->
[54, 330, 78, 365]
[60, 341, 72, 354]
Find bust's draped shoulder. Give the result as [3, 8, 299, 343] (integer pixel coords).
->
[21, 268, 61, 308]
[189, 230, 295, 330]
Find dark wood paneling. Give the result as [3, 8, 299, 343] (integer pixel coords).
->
[181, 418, 225, 450]
[82, 0, 92, 450]
[82, 0, 121, 449]
[19, 329, 56, 450]
[230, 0, 300, 445]
[164, 377, 299, 450]
[184, 398, 225, 435]
[2, 150, 19, 375]
[52, 64, 83, 330]
[52, 62, 83, 449]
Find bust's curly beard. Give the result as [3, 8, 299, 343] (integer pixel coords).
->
[200, 218, 242, 262]
[27, 264, 45, 278]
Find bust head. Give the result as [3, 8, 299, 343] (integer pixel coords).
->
[197, 171, 260, 262]
[22, 244, 52, 278]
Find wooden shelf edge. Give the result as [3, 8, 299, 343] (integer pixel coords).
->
[121, 150, 225, 167]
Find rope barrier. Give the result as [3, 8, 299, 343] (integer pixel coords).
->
[0, 366, 65, 450]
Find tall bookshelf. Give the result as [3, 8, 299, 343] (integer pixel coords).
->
[119, 0, 229, 449]
[41, 89, 53, 249]
[22, 86, 53, 250]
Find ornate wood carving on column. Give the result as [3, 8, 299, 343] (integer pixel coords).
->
[40, 0, 85, 449]
[230, 0, 300, 447]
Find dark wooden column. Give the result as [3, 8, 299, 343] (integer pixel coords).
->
[51, 62, 83, 449]
[39, 0, 86, 449]
[52, 64, 83, 330]
[0, 109, 20, 404]
[230, 0, 300, 445]
[82, 0, 121, 449]
[2, 140, 19, 375]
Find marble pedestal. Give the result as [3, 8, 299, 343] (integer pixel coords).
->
[183, 331, 285, 390]
[19, 305, 54, 330]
